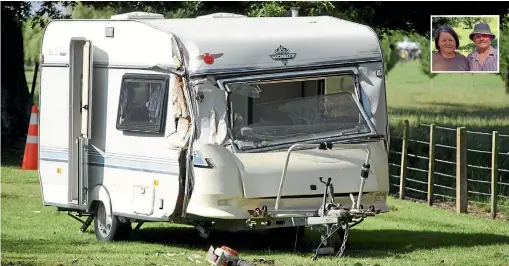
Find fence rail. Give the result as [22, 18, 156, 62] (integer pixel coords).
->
[391, 120, 509, 219]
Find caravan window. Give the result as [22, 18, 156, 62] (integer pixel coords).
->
[230, 75, 358, 126]
[116, 74, 169, 134]
[227, 74, 373, 151]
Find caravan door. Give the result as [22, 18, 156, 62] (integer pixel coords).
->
[68, 39, 93, 208]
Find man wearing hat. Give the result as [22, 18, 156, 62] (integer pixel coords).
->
[466, 23, 499, 72]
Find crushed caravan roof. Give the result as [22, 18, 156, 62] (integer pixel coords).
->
[144, 16, 382, 74]
[41, 15, 382, 75]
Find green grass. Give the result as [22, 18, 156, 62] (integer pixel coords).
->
[2, 165, 509, 266]
[386, 60, 509, 129]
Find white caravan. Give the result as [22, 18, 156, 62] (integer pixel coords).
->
[38, 11, 390, 255]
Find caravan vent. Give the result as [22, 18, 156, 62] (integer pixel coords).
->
[111, 12, 164, 20]
[196, 13, 247, 19]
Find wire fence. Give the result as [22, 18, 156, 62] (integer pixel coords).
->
[388, 120, 509, 218]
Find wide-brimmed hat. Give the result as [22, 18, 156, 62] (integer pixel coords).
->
[469, 23, 496, 41]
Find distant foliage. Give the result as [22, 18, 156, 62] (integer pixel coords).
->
[247, 1, 335, 17]
[22, 19, 43, 63]
[71, 3, 117, 19]
[418, 36, 436, 79]
[500, 24, 509, 94]
[431, 17, 462, 33]
[431, 16, 490, 35]
[380, 34, 400, 75]
[379, 30, 424, 76]
[461, 17, 490, 28]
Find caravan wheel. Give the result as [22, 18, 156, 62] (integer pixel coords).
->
[94, 202, 132, 241]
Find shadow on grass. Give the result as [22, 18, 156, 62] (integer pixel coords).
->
[347, 229, 509, 258]
[1, 261, 38, 266]
[2, 224, 509, 259]
[128, 226, 314, 255]
[72, 226, 509, 257]
[389, 102, 509, 133]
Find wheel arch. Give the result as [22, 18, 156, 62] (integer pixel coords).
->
[88, 184, 113, 225]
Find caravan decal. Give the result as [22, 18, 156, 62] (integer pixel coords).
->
[197, 53, 224, 65]
[269, 45, 296, 66]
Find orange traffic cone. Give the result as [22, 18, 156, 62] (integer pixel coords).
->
[21, 105, 39, 170]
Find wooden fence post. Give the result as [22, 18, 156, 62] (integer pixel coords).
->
[427, 124, 436, 206]
[456, 127, 468, 213]
[399, 120, 409, 199]
[491, 131, 499, 219]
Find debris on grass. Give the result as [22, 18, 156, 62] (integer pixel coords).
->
[252, 258, 275, 265]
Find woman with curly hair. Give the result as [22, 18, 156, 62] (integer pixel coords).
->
[431, 26, 469, 72]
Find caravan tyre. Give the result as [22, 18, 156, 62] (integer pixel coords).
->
[94, 202, 132, 241]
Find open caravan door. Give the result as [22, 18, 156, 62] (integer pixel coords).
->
[68, 39, 93, 208]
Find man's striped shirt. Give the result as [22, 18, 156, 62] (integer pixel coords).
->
[466, 46, 498, 72]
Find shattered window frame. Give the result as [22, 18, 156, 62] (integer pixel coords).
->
[225, 74, 377, 151]
[115, 73, 170, 134]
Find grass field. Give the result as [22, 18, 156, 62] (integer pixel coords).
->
[2, 165, 509, 266]
[386, 60, 508, 131]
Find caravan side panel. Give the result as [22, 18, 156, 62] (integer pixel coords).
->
[39, 20, 185, 219]
[91, 69, 182, 220]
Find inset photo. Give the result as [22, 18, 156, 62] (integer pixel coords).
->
[430, 15, 500, 73]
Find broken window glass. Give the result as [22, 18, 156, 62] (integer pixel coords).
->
[116, 74, 168, 133]
[227, 75, 373, 151]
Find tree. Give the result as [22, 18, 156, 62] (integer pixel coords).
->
[418, 36, 437, 88]
[501, 19, 509, 93]
[71, 3, 118, 19]
[1, 1, 75, 150]
[461, 17, 490, 28]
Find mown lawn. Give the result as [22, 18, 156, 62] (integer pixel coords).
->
[2, 165, 509, 266]
[386, 60, 509, 131]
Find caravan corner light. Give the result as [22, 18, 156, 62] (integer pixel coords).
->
[105, 27, 114, 37]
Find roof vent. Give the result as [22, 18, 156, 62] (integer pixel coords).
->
[290, 7, 300, 17]
[111, 12, 164, 20]
[196, 13, 247, 18]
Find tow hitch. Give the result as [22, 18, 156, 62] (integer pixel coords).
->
[273, 142, 382, 260]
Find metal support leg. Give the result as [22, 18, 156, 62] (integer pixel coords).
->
[133, 222, 144, 232]
[80, 214, 94, 232]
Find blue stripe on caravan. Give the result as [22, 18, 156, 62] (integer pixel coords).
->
[40, 150, 179, 175]
[40, 151, 68, 163]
